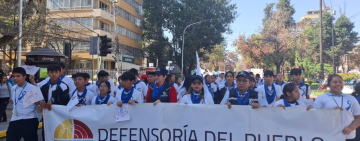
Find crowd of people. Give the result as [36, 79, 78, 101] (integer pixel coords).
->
[1, 62, 360, 141]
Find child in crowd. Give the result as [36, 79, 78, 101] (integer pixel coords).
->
[73, 73, 95, 106]
[273, 83, 308, 109]
[91, 81, 116, 105]
[115, 72, 143, 107]
[178, 75, 214, 104]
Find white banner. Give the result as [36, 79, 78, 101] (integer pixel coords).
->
[44, 104, 344, 141]
[21, 65, 40, 75]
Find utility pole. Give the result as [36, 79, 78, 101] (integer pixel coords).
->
[332, 10, 336, 74]
[319, 0, 324, 80]
[17, 0, 23, 67]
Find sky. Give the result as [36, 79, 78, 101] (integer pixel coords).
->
[225, 0, 360, 52]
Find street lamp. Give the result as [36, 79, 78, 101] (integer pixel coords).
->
[181, 20, 210, 79]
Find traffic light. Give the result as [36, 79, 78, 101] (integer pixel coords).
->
[99, 35, 112, 56]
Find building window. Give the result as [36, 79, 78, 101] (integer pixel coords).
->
[117, 25, 142, 44]
[100, 22, 110, 32]
[99, 1, 109, 11]
[52, 18, 93, 29]
[123, 0, 142, 15]
[115, 7, 142, 28]
[47, 0, 92, 11]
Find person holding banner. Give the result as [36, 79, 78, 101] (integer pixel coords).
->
[257, 70, 282, 107]
[178, 75, 213, 104]
[114, 72, 143, 107]
[73, 73, 95, 106]
[220, 72, 260, 109]
[91, 81, 116, 105]
[7, 67, 39, 141]
[214, 71, 236, 104]
[273, 83, 308, 109]
[146, 68, 177, 104]
[314, 74, 360, 140]
[177, 75, 193, 100]
[30, 62, 75, 98]
[290, 68, 311, 102]
[205, 74, 217, 98]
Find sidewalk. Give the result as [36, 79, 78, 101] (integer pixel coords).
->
[0, 102, 43, 141]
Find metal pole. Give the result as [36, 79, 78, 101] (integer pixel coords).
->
[17, 0, 23, 67]
[319, 0, 324, 79]
[332, 14, 335, 74]
[156, 59, 158, 67]
[181, 34, 185, 79]
[97, 37, 100, 74]
[120, 52, 123, 74]
[92, 54, 94, 83]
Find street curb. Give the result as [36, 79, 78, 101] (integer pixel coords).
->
[0, 122, 42, 138]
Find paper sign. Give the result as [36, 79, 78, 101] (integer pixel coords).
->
[21, 65, 40, 75]
[115, 104, 130, 121]
[304, 99, 315, 107]
[66, 94, 79, 111]
[23, 87, 44, 108]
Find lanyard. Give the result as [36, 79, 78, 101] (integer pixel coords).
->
[332, 96, 343, 108]
[15, 83, 28, 106]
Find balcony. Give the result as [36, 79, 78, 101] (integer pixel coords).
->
[91, 9, 114, 23]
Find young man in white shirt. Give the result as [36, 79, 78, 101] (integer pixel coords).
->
[274, 73, 287, 91]
[7, 67, 39, 141]
[30, 62, 75, 99]
[115, 72, 143, 107]
[129, 68, 148, 102]
[290, 68, 311, 102]
[88, 70, 114, 96]
[257, 70, 282, 107]
[38, 64, 71, 141]
[73, 73, 95, 106]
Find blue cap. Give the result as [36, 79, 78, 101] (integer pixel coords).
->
[236, 72, 250, 79]
[155, 67, 168, 75]
[192, 75, 204, 82]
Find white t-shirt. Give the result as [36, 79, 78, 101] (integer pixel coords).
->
[297, 84, 311, 102]
[72, 89, 96, 105]
[115, 88, 143, 103]
[314, 93, 360, 139]
[273, 99, 306, 107]
[133, 80, 148, 102]
[38, 76, 75, 98]
[256, 84, 282, 107]
[91, 95, 116, 105]
[11, 83, 38, 121]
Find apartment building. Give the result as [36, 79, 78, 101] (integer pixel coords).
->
[46, 0, 143, 70]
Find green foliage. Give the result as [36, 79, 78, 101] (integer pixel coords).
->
[338, 73, 360, 84]
[143, 0, 238, 75]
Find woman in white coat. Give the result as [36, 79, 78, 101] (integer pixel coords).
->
[178, 75, 214, 104]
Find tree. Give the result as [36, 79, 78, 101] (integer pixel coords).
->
[143, 0, 238, 76]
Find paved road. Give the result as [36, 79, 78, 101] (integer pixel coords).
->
[0, 102, 43, 141]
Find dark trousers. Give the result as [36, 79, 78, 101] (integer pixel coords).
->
[0, 97, 9, 121]
[6, 118, 39, 141]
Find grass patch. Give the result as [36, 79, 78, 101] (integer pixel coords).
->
[311, 89, 328, 96]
